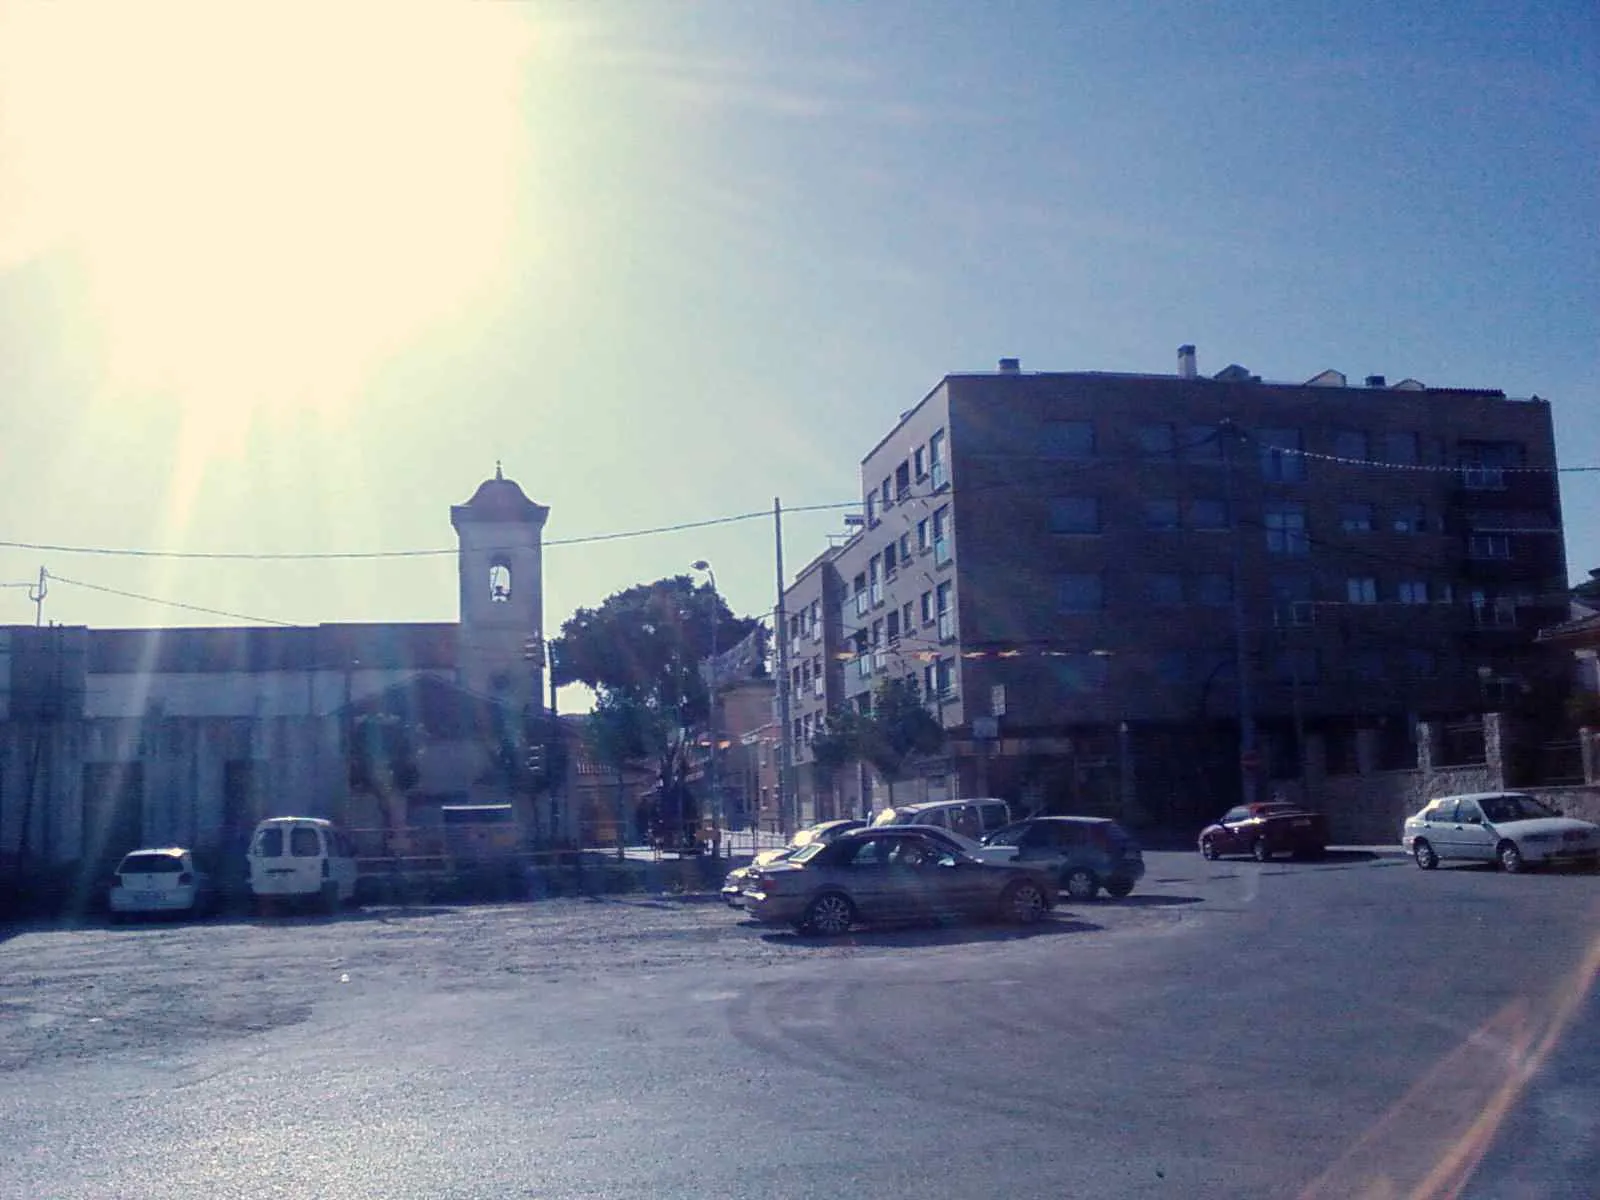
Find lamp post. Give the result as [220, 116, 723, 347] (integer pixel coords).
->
[691, 560, 722, 858]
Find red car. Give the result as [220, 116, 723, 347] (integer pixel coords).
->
[1199, 802, 1328, 862]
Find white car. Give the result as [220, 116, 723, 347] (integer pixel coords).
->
[1402, 791, 1600, 873]
[109, 848, 214, 919]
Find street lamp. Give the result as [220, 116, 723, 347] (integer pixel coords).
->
[691, 560, 722, 857]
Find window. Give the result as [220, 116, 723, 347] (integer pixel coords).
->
[868, 555, 882, 606]
[1194, 573, 1232, 606]
[1264, 504, 1309, 555]
[899, 533, 912, 562]
[1271, 575, 1313, 605]
[1060, 653, 1109, 694]
[895, 462, 911, 499]
[917, 519, 929, 552]
[936, 581, 954, 640]
[1382, 432, 1419, 465]
[1353, 651, 1385, 681]
[1058, 573, 1104, 612]
[881, 477, 893, 510]
[1144, 574, 1184, 605]
[920, 591, 934, 624]
[1469, 532, 1512, 560]
[1405, 649, 1437, 678]
[1185, 425, 1222, 463]
[929, 430, 948, 490]
[901, 601, 915, 631]
[489, 556, 512, 602]
[1346, 577, 1378, 604]
[1050, 496, 1101, 534]
[1189, 499, 1229, 530]
[1459, 440, 1521, 490]
[1137, 423, 1176, 458]
[1258, 428, 1305, 482]
[886, 609, 901, 644]
[1392, 504, 1427, 534]
[290, 827, 321, 856]
[883, 542, 897, 575]
[913, 446, 926, 479]
[932, 505, 952, 565]
[1042, 419, 1095, 459]
[866, 490, 878, 526]
[935, 657, 956, 699]
[1144, 498, 1180, 531]
[1398, 580, 1429, 604]
[1333, 430, 1369, 460]
[1339, 504, 1374, 532]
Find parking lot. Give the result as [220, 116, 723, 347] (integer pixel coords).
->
[2, 849, 1597, 1199]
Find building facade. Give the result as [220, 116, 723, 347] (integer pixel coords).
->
[0, 471, 576, 880]
[784, 349, 1569, 828]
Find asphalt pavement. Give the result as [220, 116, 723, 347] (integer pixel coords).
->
[1, 850, 1595, 1199]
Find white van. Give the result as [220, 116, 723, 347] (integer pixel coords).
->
[247, 817, 359, 912]
[871, 798, 1014, 841]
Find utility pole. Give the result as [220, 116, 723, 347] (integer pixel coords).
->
[29, 566, 46, 627]
[1221, 419, 1259, 806]
[773, 497, 793, 838]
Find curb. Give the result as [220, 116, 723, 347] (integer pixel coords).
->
[1327, 844, 1409, 858]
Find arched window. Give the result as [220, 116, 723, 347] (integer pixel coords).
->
[489, 557, 512, 603]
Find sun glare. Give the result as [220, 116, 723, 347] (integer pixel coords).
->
[0, 2, 535, 453]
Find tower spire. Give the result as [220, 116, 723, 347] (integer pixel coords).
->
[495, 459, 504, 481]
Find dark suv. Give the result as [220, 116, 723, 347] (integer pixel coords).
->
[974, 817, 1146, 901]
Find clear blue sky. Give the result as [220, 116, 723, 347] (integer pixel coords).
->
[1, 1, 1595, 704]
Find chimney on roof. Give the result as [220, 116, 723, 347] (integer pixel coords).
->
[1178, 345, 1198, 379]
[998, 357, 1020, 375]
[1365, 374, 1387, 388]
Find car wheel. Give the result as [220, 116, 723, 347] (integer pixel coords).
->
[1412, 839, 1438, 870]
[1252, 839, 1272, 863]
[1200, 837, 1221, 861]
[1062, 868, 1100, 901]
[1000, 880, 1047, 925]
[799, 892, 855, 936]
[1104, 876, 1136, 898]
[1497, 841, 1525, 874]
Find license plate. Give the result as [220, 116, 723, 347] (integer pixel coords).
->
[1292, 819, 1311, 828]
[135, 891, 163, 903]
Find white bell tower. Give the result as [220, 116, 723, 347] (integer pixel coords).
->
[451, 464, 551, 713]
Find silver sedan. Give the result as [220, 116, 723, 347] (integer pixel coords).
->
[741, 828, 1057, 935]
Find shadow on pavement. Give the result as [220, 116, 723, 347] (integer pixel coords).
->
[1097, 894, 1203, 907]
[754, 914, 1104, 949]
[582, 892, 728, 909]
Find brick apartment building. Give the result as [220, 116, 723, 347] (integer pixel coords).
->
[781, 348, 1568, 829]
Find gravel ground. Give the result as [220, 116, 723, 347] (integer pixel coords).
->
[0, 881, 1199, 1073]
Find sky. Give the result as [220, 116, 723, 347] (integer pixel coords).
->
[0, 0, 1595, 710]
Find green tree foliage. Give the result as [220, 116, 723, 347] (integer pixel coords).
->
[810, 677, 944, 807]
[555, 575, 757, 833]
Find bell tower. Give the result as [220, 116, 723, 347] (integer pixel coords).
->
[451, 464, 551, 713]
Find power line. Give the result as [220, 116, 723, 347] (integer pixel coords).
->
[43, 572, 298, 627]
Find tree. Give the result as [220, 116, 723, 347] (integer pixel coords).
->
[554, 575, 757, 844]
[348, 712, 423, 849]
[810, 678, 944, 810]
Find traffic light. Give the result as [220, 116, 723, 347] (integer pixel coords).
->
[527, 744, 546, 775]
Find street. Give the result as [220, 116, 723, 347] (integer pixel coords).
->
[2, 851, 1596, 1199]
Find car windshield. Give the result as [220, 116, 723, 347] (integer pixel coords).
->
[788, 843, 829, 864]
[1480, 795, 1557, 823]
[118, 854, 182, 874]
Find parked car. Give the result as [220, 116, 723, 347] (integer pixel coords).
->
[1199, 802, 1329, 862]
[247, 816, 360, 912]
[972, 816, 1146, 900]
[741, 827, 1057, 935]
[109, 847, 214, 920]
[1402, 791, 1600, 873]
[870, 798, 1014, 840]
[721, 819, 866, 905]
